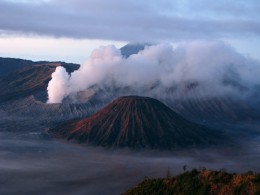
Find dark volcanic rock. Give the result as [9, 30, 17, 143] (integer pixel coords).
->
[50, 96, 222, 149]
[120, 43, 151, 58]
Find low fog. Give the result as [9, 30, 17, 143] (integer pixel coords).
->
[0, 125, 259, 195]
[0, 106, 260, 194]
[47, 41, 260, 104]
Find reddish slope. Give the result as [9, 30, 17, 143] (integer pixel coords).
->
[50, 96, 222, 149]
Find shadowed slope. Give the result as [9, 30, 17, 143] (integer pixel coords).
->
[50, 96, 222, 149]
[0, 64, 55, 102]
[0, 62, 79, 102]
[0, 57, 34, 76]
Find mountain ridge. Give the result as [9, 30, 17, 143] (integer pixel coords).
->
[0, 57, 79, 76]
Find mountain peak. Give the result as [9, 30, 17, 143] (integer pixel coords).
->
[120, 43, 152, 58]
[50, 96, 222, 149]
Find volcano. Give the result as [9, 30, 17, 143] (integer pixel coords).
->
[50, 96, 222, 149]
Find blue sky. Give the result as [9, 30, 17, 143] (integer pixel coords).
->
[0, 0, 259, 63]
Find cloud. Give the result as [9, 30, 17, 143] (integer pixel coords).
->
[0, 0, 260, 42]
[47, 41, 260, 103]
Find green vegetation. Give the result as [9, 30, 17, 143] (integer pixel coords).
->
[124, 169, 260, 195]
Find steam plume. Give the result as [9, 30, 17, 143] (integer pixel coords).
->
[47, 41, 260, 103]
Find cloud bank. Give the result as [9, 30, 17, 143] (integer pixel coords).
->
[47, 41, 260, 103]
[0, 0, 260, 42]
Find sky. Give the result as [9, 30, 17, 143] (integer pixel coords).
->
[0, 0, 260, 63]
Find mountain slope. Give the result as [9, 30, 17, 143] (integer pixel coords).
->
[50, 96, 222, 149]
[0, 57, 34, 76]
[0, 64, 56, 102]
[0, 62, 79, 102]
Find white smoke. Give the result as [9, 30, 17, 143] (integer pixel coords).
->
[47, 66, 70, 103]
[47, 40, 260, 103]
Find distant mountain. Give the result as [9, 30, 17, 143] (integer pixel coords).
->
[124, 169, 260, 195]
[50, 96, 222, 149]
[120, 43, 151, 58]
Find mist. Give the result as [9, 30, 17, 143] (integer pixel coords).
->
[47, 41, 260, 104]
[1, 131, 260, 195]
